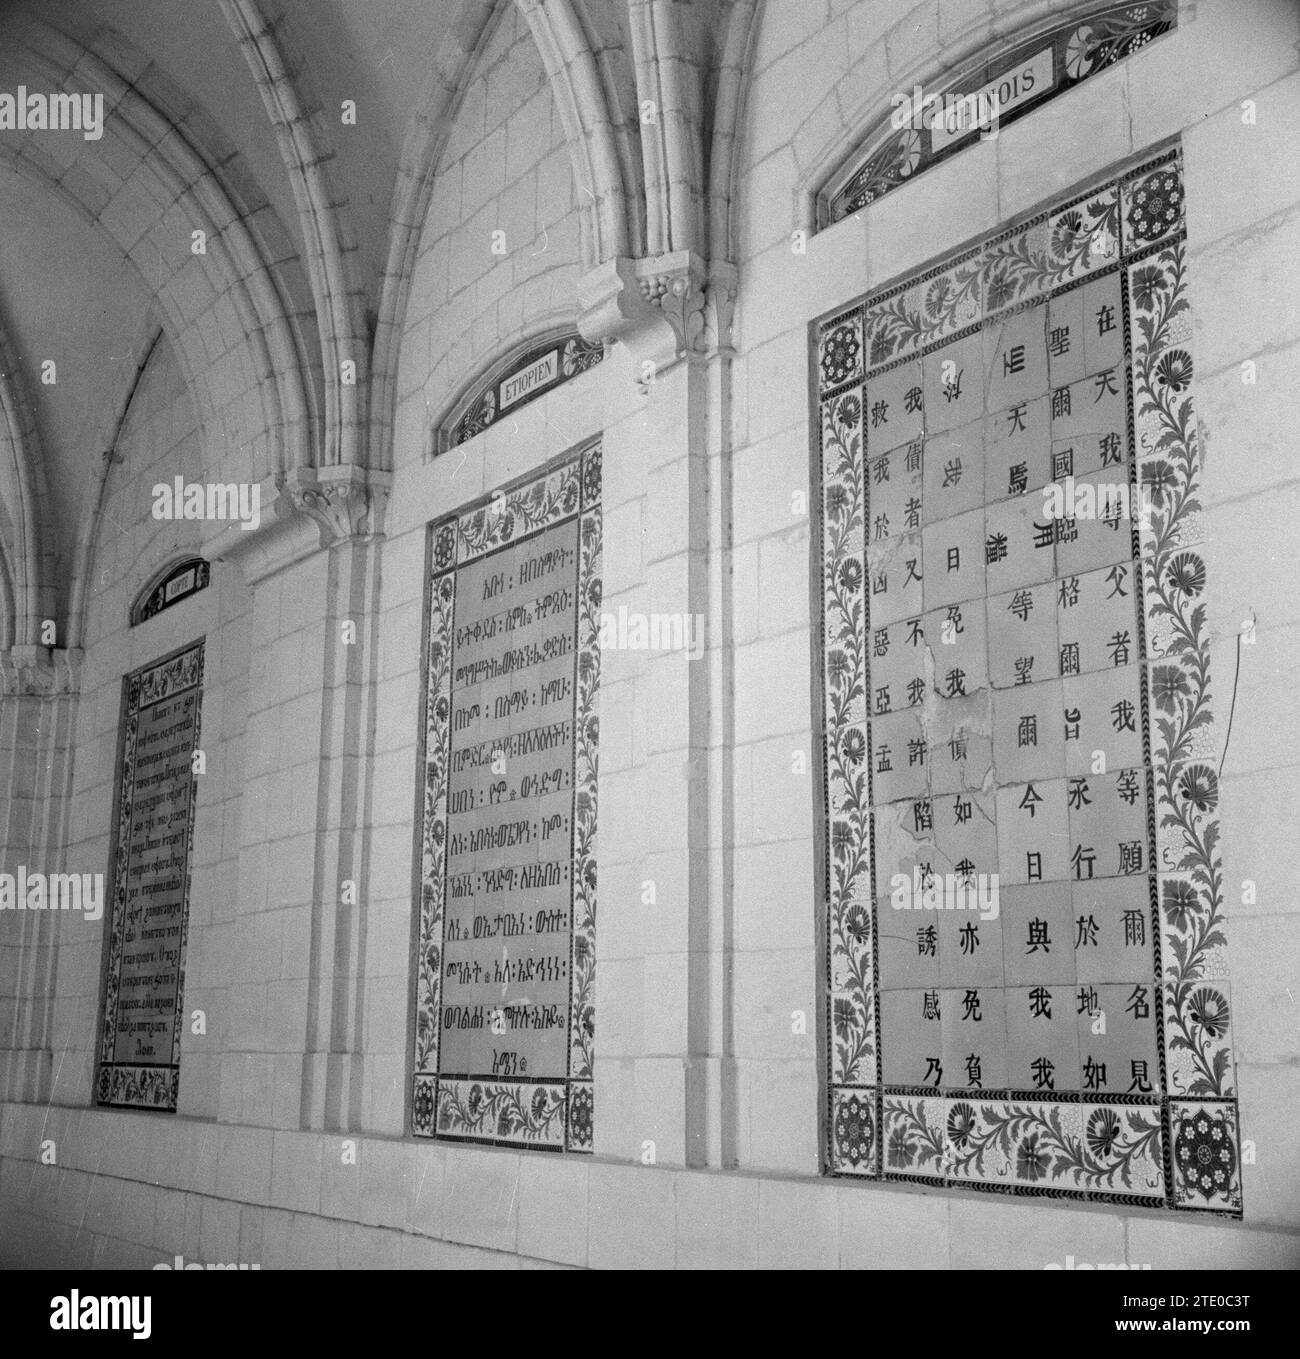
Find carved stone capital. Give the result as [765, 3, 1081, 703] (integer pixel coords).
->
[0, 645, 81, 697]
[699, 259, 738, 359]
[210, 466, 392, 586]
[273, 465, 393, 549]
[578, 253, 738, 382]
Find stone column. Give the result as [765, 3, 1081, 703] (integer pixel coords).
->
[211, 465, 389, 1131]
[0, 648, 80, 1103]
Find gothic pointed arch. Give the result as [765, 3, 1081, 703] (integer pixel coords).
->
[219, 0, 372, 469]
[0, 305, 53, 649]
[0, 12, 320, 483]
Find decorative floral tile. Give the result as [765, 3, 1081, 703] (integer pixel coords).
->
[864, 285, 924, 372]
[879, 1092, 1167, 1201]
[1146, 660, 1217, 777]
[831, 124, 923, 218]
[568, 1080, 594, 1151]
[1078, 1101, 1165, 1198]
[882, 1093, 946, 1179]
[1133, 348, 1196, 500]
[1045, 186, 1121, 287]
[1122, 159, 1186, 253]
[1169, 1100, 1241, 1211]
[918, 252, 982, 348]
[1165, 977, 1234, 1100]
[941, 1098, 1015, 1187]
[819, 309, 865, 393]
[96, 1064, 181, 1113]
[830, 884, 877, 1088]
[830, 1086, 878, 1176]
[581, 442, 602, 510]
[1007, 1101, 1087, 1192]
[983, 221, 1051, 316]
[412, 1073, 437, 1135]
[1139, 550, 1214, 660]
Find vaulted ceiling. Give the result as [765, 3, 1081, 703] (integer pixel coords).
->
[0, 0, 748, 645]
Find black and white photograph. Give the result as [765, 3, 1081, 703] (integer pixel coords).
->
[0, 0, 1295, 1309]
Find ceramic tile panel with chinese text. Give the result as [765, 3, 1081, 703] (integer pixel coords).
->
[815, 147, 1240, 1213]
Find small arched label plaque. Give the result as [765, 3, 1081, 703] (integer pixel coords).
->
[131, 557, 210, 627]
[821, 1, 1176, 226]
[438, 330, 604, 454]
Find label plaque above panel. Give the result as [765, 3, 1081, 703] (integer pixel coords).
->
[820, 1, 1176, 225]
[442, 333, 604, 451]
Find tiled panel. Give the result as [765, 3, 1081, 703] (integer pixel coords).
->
[815, 147, 1241, 1214]
[411, 441, 601, 1153]
[96, 641, 206, 1114]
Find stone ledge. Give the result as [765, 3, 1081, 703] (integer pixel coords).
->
[1, 1101, 1290, 1270]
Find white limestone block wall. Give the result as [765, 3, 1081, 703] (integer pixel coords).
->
[366, 0, 599, 1136]
[726, 0, 1300, 1259]
[393, 2, 584, 440]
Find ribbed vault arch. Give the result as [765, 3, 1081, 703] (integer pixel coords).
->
[0, 308, 53, 649]
[0, 12, 320, 491]
[219, 0, 372, 468]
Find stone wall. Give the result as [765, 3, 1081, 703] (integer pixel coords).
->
[1, 0, 1297, 1269]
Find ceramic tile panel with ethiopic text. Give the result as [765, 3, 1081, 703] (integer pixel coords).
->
[411, 441, 601, 1153]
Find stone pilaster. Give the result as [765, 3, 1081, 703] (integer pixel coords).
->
[0, 647, 81, 1103]
[212, 465, 390, 1130]
[578, 254, 737, 1167]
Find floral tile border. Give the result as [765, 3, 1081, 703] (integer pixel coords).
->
[434, 1078, 567, 1150]
[96, 641, 204, 1114]
[878, 1092, 1165, 1201]
[820, 391, 876, 1091]
[411, 441, 601, 1154]
[412, 569, 454, 1082]
[815, 148, 1242, 1214]
[570, 465, 601, 1086]
[918, 254, 982, 348]
[1125, 218, 1234, 1112]
[453, 456, 583, 564]
[96, 1064, 182, 1113]
[817, 154, 1187, 396]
